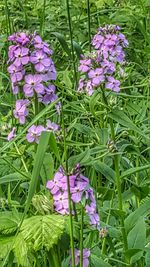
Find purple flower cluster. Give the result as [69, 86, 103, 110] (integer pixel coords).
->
[46, 165, 100, 229]
[78, 25, 128, 95]
[7, 32, 59, 125]
[73, 249, 90, 267]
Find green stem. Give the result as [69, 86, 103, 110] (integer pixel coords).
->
[87, 0, 91, 52]
[66, 0, 77, 89]
[5, 0, 11, 35]
[80, 205, 84, 267]
[101, 88, 128, 259]
[61, 99, 75, 267]
[40, 0, 46, 36]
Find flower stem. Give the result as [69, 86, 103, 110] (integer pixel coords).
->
[61, 98, 75, 267]
[80, 205, 84, 267]
[87, 0, 91, 52]
[101, 88, 128, 258]
[66, 0, 77, 89]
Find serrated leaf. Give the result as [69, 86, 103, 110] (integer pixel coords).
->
[20, 214, 65, 251]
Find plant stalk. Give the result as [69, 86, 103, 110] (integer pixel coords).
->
[80, 205, 84, 267]
[66, 0, 77, 88]
[87, 0, 91, 52]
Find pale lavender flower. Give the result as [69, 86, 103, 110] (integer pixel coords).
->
[78, 59, 91, 73]
[88, 68, 105, 86]
[23, 74, 44, 97]
[33, 35, 53, 55]
[7, 64, 24, 83]
[105, 76, 120, 92]
[73, 249, 90, 267]
[92, 34, 104, 49]
[85, 80, 94, 96]
[16, 32, 30, 45]
[30, 50, 52, 72]
[13, 99, 29, 124]
[46, 120, 60, 132]
[53, 191, 69, 215]
[71, 181, 88, 203]
[14, 47, 29, 66]
[12, 84, 19, 95]
[26, 125, 45, 143]
[78, 78, 85, 93]
[7, 127, 16, 141]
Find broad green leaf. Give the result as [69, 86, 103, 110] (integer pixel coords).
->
[49, 133, 60, 161]
[127, 218, 146, 249]
[14, 233, 29, 267]
[94, 162, 115, 182]
[40, 153, 54, 183]
[125, 197, 150, 232]
[91, 254, 112, 267]
[20, 214, 65, 251]
[68, 149, 91, 168]
[0, 236, 14, 259]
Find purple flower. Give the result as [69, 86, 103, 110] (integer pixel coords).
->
[92, 34, 104, 49]
[14, 47, 29, 66]
[7, 127, 16, 141]
[8, 45, 19, 61]
[33, 35, 53, 55]
[46, 120, 60, 132]
[71, 181, 87, 203]
[85, 80, 94, 96]
[7, 64, 24, 83]
[16, 32, 30, 45]
[88, 68, 105, 86]
[89, 213, 100, 229]
[105, 76, 120, 92]
[13, 99, 29, 124]
[78, 59, 91, 73]
[73, 249, 90, 267]
[26, 125, 45, 143]
[53, 191, 69, 215]
[30, 50, 52, 72]
[38, 84, 57, 105]
[23, 74, 44, 97]
[78, 78, 85, 93]
[12, 84, 19, 95]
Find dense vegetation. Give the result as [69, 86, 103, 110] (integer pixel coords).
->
[0, 0, 150, 266]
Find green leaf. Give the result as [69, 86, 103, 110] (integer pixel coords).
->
[127, 218, 146, 249]
[25, 131, 50, 213]
[73, 41, 83, 58]
[0, 236, 14, 259]
[121, 164, 150, 179]
[49, 133, 60, 162]
[14, 233, 29, 267]
[20, 214, 65, 251]
[51, 32, 71, 56]
[125, 197, 150, 232]
[91, 254, 112, 267]
[40, 153, 54, 183]
[94, 162, 115, 182]
[68, 149, 91, 168]
[108, 108, 149, 139]
[0, 172, 28, 185]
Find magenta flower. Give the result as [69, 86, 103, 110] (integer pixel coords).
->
[74, 249, 90, 267]
[14, 47, 29, 66]
[7, 64, 24, 83]
[30, 50, 52, 72]
[7, 127, 16, 141]
[26, 125, 45, 143]
[23, 74, 44, 97]
[13, 99, 29, 124]
[105, 76, 120, 92]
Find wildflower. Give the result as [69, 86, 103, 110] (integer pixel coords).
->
[78, 24, 128, 95]
[13, 47, 29, 66]
[23, 74, 44, 97]
[26, 125, 45, 143]
[13, 99, 29, 124]
[46, 120, 60, 133]
[7, 64, 24, 83]
[74, 248, 90, 267]
[30, 50, 52, 72]
[7, 127, 16, 141]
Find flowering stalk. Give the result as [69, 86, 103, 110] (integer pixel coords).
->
[65, 0, 77, 88]
[61, 100, 75, 267]
[79, 205, 84, 267]
[101, 87, 128, 259]
[87, 0, 91, 52]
